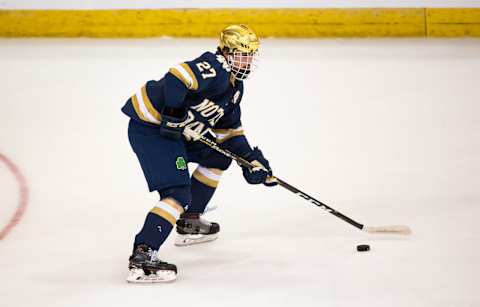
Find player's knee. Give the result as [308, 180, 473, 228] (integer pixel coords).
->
[159, 186, 191, 210]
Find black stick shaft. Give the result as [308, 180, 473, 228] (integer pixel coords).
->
[199, 136, 365, 230]
[273, 178, 364, 230]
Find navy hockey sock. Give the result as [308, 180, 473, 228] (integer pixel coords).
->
[133, 201, 183, 251]
[188, 167, 221, 213]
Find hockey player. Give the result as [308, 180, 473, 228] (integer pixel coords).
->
[121, 24, 276, 283]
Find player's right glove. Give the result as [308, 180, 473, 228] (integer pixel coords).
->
[242, 147, 277, 187]
[159, 107, 188, 140]
[159, 107, 216, 142]
[182, 126, 216, 142]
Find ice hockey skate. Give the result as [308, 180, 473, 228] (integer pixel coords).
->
[126, 244, 177, 283]
[175, 213, 220, 246]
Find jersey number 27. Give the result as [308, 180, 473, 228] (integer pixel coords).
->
[196, 61, 216, 79]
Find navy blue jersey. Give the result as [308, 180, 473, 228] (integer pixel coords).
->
[122, 51, 247, 145]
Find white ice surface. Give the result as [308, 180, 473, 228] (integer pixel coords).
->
[0, 38, 479, 307]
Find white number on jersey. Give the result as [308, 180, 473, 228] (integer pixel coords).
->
[196, 61, 217, 79]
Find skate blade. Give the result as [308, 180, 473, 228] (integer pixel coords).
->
[174, 233, 218, 247]
[126, 268, 176, 283]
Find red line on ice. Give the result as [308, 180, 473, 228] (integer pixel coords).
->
[0, 153, 29, 240]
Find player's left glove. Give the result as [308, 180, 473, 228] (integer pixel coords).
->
[242, 147, 277, 187]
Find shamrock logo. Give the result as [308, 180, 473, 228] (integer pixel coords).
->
[176, 157, 187, 170]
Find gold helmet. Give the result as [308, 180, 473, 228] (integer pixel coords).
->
[219, 24, 260, 54]
[219, 24, 260, 80]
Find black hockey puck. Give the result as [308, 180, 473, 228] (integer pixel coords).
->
[356, 244, 370, 252]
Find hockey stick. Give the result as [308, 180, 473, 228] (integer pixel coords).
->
[199, 136, 412, 235]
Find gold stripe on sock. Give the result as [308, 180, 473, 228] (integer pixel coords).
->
[150, 207, 177, 226]
[162, 198, 185, 215]
[193, 170, 219, 188]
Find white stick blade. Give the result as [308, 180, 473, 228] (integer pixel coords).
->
[363, 225, 412, 235]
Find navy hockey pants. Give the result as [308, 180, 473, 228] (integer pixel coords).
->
[127, 119, 232, 192]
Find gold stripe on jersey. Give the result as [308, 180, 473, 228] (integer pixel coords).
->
[141, 85, 162, 121]
[180, 63, 199, 90]
[131, 94, 149, 122]
[169, 67, 192, 89]
[192, 167, 222, 188]
[214, 127, 245, 144]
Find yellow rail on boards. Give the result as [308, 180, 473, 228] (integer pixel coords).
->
[0, 8, 479, 38]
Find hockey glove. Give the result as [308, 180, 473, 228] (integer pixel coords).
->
[159, 107, 188, 140]
[183, 126, 217, 142]
[242, 147, 277, 186]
